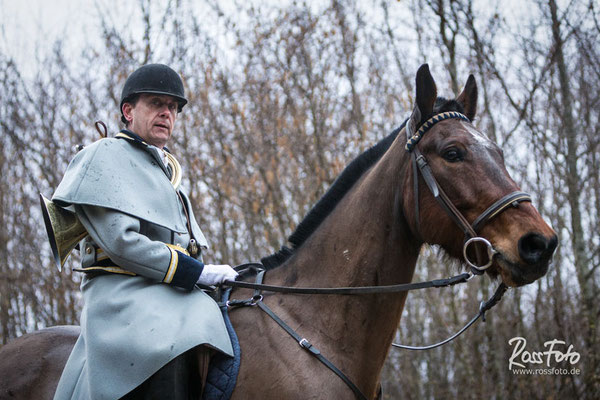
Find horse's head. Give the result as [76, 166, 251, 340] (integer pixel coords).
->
[404, 64, 557, 287]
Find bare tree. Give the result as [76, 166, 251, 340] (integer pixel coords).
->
[0, 0, 597, 397]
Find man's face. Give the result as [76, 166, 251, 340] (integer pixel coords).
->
[122, 94, 179, 148]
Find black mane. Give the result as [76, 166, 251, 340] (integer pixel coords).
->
[260, 98, 463, 270]
[260, 121, 405, 269]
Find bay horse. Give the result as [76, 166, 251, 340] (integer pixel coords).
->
[0, 65, 557, 399]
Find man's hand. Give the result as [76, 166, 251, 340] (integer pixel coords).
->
[196, 264, 238, 286]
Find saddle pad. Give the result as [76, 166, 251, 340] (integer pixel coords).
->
[203, 289, 241, 400]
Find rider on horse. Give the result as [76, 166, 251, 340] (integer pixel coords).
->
[52, 64, 237, 399]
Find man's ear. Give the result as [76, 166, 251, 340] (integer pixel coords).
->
[122, 103, 134, 124]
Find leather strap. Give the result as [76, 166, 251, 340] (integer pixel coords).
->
[175, 190, 199, 257]
[226, 268, 506, 397]
[256, 301, 368, 400]
[405, 111, 470, 151]
[249, 270, 369, 400]
[406, 118, 422, 237]
[412, 149, 421, 236]
[472, 191, 531, 232]
[225, 272, 471, 295]
[413, 148, 478, 238]
[392, 283, 507, 350]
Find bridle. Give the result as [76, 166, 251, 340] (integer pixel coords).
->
[405, 111, 532, 273]
[219, 112, 533, 399]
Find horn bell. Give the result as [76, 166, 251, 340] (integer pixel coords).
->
[40, 194, 88, 271]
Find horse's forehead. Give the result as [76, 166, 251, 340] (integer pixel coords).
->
[459, 122, 496, 149]
[431, 120, 496, 150]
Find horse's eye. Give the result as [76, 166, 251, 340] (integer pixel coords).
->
[442, 148, 463, 162]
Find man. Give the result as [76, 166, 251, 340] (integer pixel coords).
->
[52, 64, 237, 399]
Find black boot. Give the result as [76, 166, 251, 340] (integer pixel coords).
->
[120, 350, 203, 400]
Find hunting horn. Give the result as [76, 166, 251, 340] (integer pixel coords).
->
[39, 194, 88, 271]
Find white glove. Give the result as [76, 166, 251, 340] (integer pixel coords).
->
[196, 264, 238, 286]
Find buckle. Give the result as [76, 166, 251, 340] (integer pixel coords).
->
[415, 155, 428, 168]
[188, 239, 198, 257]
[299, 338, 321, 355]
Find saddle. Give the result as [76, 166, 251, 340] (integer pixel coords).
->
[202, 288, 241, 400]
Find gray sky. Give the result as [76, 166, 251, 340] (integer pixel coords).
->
[1, 0, 90, 64]
[0, 0, 149, 78]
[0, 0, 554, 83]
[0, 0, 271, 79]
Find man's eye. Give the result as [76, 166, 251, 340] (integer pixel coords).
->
[168, 104, 177, 112]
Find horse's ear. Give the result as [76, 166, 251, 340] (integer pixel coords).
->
[456, 74, 478, 120]
[413, 64, 437, 125]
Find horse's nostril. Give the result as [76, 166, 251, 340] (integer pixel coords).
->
[518, 233, 556, 265]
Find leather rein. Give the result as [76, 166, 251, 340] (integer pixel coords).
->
[220, 112, 531, 399]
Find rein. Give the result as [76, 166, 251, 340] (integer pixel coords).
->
[222, 265, 507, 400]
[220, 112, 530, 399]
[226, 267, 472, 295]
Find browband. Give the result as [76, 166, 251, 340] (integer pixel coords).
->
[405, 111, 470, 151]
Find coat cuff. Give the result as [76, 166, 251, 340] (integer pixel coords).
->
[164, 247, 204, 290]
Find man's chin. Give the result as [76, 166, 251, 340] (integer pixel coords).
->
[148, 131, 171, 148]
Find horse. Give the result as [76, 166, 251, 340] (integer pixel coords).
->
[0, 64, 557, 399]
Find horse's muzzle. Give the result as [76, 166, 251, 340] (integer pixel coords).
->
[499, 232, 558, 286]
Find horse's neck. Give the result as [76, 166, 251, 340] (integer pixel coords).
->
[266, 137, 421, 392]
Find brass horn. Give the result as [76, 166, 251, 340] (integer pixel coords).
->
[40, 194, 88, 271]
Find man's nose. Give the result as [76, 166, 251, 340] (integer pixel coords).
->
[158, 106, 171, 117]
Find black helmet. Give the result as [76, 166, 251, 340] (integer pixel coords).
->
[120, 64, 188, 123]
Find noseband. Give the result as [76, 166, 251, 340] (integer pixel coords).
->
[405, 111, 531, 273]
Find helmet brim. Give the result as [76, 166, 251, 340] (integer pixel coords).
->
[123, 90, 188, 112]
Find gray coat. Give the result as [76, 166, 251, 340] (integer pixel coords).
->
[52, 131, 233, 400]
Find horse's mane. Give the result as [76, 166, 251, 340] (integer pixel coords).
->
[260, 97, 464, 270]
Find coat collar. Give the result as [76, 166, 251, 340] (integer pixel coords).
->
[116, 129, 173, 177]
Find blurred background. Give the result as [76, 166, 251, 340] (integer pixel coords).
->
[0, 0, 598, 398]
